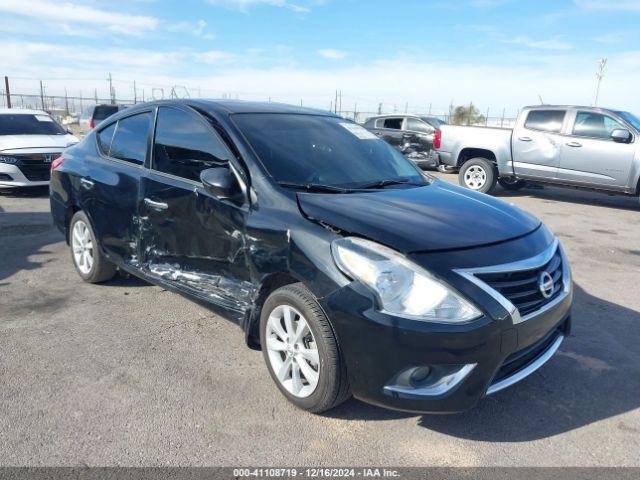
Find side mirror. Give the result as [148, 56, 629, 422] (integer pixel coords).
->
[200, 166, 244, 203]
[611, 128, 632, 143]
[67, 128, 73, 135]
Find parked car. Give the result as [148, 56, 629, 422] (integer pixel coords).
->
[80, 104, 127, 133]
[363, 115, 444, 169]
[51, 100, 572, 414]
[0, 109, 79, 188]
[437, 105, 640, 198]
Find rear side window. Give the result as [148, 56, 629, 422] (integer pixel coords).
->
[97, 123, 116, 155]
[572, 112, 625, 139]
[406, 118, 432, 133]
[382, 118, 403, 130]
[93, 105, 119, 121]
[152, 107, 232, 182]
[109, 112, 152, 165]
[524, 110, 566, 133]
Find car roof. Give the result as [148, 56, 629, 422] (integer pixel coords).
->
[523, 105, 622, 114]
[119, 99, 339, 117]
[0, 108, 49, 115]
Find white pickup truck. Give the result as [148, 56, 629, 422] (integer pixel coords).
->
[436, 105, 640, 198]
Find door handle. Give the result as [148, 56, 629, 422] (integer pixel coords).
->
[80, 177, 94, 189]
[565, 141, 582, 147]
[143, 198, 168, 210]
[518, 136, 532, 142]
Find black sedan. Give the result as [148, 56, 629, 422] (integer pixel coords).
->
[50, 100, 572, 414]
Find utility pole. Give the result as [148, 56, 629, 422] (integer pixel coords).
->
[94, 89, 98, 104]
[40, 80, 45, 111]
[4, 76, 11, 108]
[594, 58, 607, 106]
[428, 103, 432, 114]
[107, 72, 114, 105]
[133, 80, 137, 104]
[404, 101, 408, 113]
[334, 90, 338, 114]
[377, 103, 382, 115]
[79, 90, 83, 113]
[64, 87, 69, 115]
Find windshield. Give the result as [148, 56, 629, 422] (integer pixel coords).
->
[0, 114, 66, 135]
[93, 105, 119, 121]
[613, 111, 640, 131]
[232, 113, 426, 189]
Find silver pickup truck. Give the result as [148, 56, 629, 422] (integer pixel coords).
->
[436, 105, 640, 198]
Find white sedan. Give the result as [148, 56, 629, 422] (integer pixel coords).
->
[0, 108, 79, 188]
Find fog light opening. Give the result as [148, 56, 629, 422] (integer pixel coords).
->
[409, 366, 432, 387]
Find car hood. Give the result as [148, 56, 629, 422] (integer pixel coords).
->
[0, 134, 79, 152]
[297, 180, 541, 253]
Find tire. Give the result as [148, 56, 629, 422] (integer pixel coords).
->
[498, 177, 527, 191]
[260, 283, 350, 413]
[69, 211, 117, 283]
[459, 157, 498, 194]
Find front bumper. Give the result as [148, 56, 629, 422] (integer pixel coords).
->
[320, 236, 573, 414]
[0, 162, 50, 188]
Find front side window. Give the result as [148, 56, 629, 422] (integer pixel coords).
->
[572, 112, 625, 139]
[0, 114, 66, 135]
[109, 112, 152, 165]
[152, 107, 232, 182]
[382, 118, 403, 130]
[97, 123, 116, 155]
[232, 114, 425, 188]
[406, 118, 432, 133]
[524, 110, 566, 133]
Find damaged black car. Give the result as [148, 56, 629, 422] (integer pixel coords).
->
[50, 100, 573, 414]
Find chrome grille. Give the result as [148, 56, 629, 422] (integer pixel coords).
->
[14, 153, 59, 181]
[475, 247, 563, 317]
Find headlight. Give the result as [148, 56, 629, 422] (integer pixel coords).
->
[0, 155, 18, 164]
[331, 237, 481, 323]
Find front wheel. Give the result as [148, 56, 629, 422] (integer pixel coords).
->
[260, 283, 350, 413]
[459, 157, 497, 194]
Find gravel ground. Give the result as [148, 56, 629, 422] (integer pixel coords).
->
[1, 174, 639, 467]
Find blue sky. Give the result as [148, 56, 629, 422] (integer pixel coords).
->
[1, 0, 639, 115]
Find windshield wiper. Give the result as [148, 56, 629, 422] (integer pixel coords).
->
[278, 181, 354, 193]
[356, 178, 425, 189]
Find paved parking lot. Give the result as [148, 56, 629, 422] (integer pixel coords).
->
[1, 174, 639, 467]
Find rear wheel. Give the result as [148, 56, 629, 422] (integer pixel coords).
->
[499, 177, 527, 190]
[260, 283, 350, 413]
[69, 211, 117, 283]
[459, 157, 497, 194]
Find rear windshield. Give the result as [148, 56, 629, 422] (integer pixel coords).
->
[0, 114, 66, 135]
[232, 113, 424, 188]
[93, 105, 119, 121]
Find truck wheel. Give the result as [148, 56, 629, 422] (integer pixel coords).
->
[498, 177, 527, 191]
[260, 283, 351, 414]
[459, 158, 497, 194]
[69, 211, 117, 283]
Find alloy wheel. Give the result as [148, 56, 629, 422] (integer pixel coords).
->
[464, 165, 487, 190]
[71, 220, 94, 275]
[265, 304, 320, 398]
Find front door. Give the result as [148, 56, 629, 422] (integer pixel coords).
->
[139, 105, 252, 314]
[559, 110, 636, 189]
[512, 109, 566, 179]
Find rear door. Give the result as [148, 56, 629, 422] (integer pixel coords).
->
[404, 117, 435, 153]
[512, 109, 567, 179]
[138, 105, 252, 313]
[558, 110, 636, 189]
[81, 111, 152, 265]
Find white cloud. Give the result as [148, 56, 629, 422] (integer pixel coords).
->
[594, 32, 624, 44]
[207, 0, 312, 12]
[167, 19, 215, 39]
[0, 0, 158, 35]
[575, 0, 640, 11]
[193, 50, 236, 63]
[507, 35, 573, 51]
[317, 49, 348, 59]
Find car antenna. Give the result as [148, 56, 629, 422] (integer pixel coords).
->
[538, 95, 545, 105]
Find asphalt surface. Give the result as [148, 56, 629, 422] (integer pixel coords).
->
[1, 174, 639, 467]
